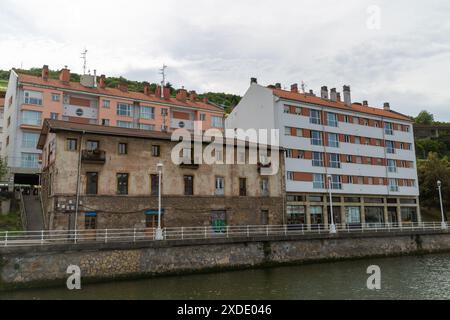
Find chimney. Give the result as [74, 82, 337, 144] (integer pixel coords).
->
[59, 66, 70, 83]
[42, 65, 49, 81]
[189, 91, 197, 102]
[291, 83, 299, 93]
[330, 88, 337, 102]
[203, 97, 209, 104]
[155, 85, 162, 98]
[383, 102, 390, 111]
[163, 87, 171, 100]
[275, 83, 281, 89]
[363, 100, 368, 106]
[337, 92, 341, 102]
[250, 77, 258, 85]
[343, 85, 351, 106]
[176, 88, 188, 102]
[93, 70, 97, 88]
[99, 75, 106, 89]
[117, 83, 128, 92]
[309, 89, 315, 96]
[143, 82, 151, 95]
[321, 86, 329, 99]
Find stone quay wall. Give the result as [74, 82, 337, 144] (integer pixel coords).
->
[1, 230, 450, 290]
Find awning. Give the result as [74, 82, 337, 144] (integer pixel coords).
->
[145, 209, 165, 215]
[85, 212, 97, 217]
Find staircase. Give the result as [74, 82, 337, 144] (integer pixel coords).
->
[22, 194, 44, 231]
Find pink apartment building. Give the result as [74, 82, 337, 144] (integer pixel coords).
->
[1, 66, 225, 186]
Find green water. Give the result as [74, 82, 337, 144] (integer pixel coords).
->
[1, 253, 450, 300]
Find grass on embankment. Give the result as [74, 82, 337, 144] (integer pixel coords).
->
[0, 212, 22, 231]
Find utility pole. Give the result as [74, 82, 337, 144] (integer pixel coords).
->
[160, 65, 168, 98]
[81, 49, 88, 75]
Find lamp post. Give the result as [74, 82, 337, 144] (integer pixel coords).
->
[155, 163, 164, 240]
[327, 175, 337, 234]
[437, 180, 448, 230]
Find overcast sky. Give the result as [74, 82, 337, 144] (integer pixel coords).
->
[1, 0, 449, 120]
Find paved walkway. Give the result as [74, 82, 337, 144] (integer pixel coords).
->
[22, 194, 44, 231]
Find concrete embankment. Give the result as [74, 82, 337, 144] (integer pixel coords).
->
[1, 230, 450, 290]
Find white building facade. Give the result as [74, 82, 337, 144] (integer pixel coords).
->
[226, 80, 420, 227]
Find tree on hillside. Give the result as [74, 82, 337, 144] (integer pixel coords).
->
[0, 158, 8, 182]
[417, 152, 450, 212]
[415, 110, 434, 125]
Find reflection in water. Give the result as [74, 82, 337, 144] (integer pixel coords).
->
[1, 253, 449, 300]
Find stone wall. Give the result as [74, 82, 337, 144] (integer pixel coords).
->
[1, 230, 449, 290]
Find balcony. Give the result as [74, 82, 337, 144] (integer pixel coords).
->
[81, 149, 106, 164]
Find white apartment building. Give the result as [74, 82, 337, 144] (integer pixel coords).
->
[226, 79, 420, 227]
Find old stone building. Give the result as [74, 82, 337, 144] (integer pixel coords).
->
[37, 120, 285, 231]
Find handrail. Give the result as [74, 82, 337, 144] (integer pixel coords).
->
[17, 191, 28, 231]
[0, 222, 448, 248]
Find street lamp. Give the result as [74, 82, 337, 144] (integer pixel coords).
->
[327, 174, 337, 234]
[155, 163, 164, 240]
[437, 180, 448, 230]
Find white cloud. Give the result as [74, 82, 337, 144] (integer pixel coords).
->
[1, 0, 449, 119]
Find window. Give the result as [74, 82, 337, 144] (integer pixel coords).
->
[199, 113, 206, 121]
[311, 130, 323, 146]
[295, 128, 302, 137]
[261, 178, 269, 196]
[388, 159, 397, 172]
[285, 149, 293, 158]
[216, 150, 224, 162]
[344, 135, 351, 143]
[7, 116, 10, 127]
[329, 153, 341, 168]
[327, 112, 338, 127]
[386, 141, 395, 154]
[117, 103, 132, 117]
[310, 206, 324, 224]
[357, 176, 364, 184]
[295, 106, 301, 115]
[363, 119, 369, 126]
[366, 157, 371, 164]
[376, 139, 381, 146]
[184, 175, 194, 195]
[151, 145, 161, 157]
[139, 123, 155, 131]
[330, 175, 342, 189]
[401, 207, 418, 223]
[389, 178, 398, 192]
[354, 136, 361, 144]
[67, 138, 78, 151]
[117, 173, 129, 195]
[215, 177, 225, 196]
[239, 178, 247, 196]
[161, 109, 168, 116]
[50, 112, 59, 120]
[343, 115, 350, 123]
[85, 214, 97, 230]
[287, 205, 306, 225]
[24, 90, 43, 105]
[287, 172, 295, 181]
[22, 110, 42, 126]
[118, 143, 128, 155]
[346, 155, 353, 163]
[146, 213, 164, 229]
[257, 210, 269, 225]
[86, 140, 99, 151]
[345, 207, 361, 224]
[140, 106, 155, 119]
[353, 116, 359, 124]
[102, 119, 110, 126]
[312, 152, 324, 167]
[384, 122, 393, 135]
[86, 172, 98, 195]
[22, 132, 39, 148]
[328, 133, 339, 148]
[211, 116, 224, 128]
[284, 105, 290, 113]
[21, 153, 40, 168]
[355, 156, 362, 164]
[102, 100, 110, 108]
[348, 176, 354, 184]
[310, 109, 321, 124]
[368, 177, 373, 185]
[284, 127, 292, 136]
[150, 174, 160, 196]
[313, 174, 325, 189]
[117, 120, 133, 128]
[51, 94, 60, 102]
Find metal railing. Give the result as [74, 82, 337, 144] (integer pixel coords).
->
[0, 222, 448, 248]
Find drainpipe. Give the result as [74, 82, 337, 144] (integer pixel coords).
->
[74, 131, 85, 239]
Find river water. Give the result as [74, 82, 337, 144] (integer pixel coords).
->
[1, 253, 449, 300]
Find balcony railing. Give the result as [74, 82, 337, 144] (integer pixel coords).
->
[81, 149, 106, 164]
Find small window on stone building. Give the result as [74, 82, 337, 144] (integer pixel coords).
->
[118, 143, 128, 155]
[117, 173, 129, 195]
[239, 178, 247, 196]
[152, 145, 161, 157]
[67, 138, 78, 151]
[150, 174, 159, 196]
[184, 175, 194, 196]
[85, 213, 97, 230]
[261, 210, 269, 225]
[86, 172, 98, 195]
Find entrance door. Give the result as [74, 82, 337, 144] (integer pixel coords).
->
[211, 210, 227, 233]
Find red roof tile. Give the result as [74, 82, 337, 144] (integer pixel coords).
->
[272, 88, 411, 122]
[17, 73, 224, 114]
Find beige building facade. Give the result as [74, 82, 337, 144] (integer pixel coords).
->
[37, 120, 285, 231]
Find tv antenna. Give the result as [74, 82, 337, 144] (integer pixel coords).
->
[301, 81, 308, 94]
[81, 49, 88, 75]
[159, 64, 168, 98]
